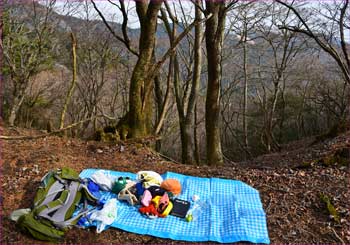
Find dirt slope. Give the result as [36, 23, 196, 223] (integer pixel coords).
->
[1, 126, 349, 244]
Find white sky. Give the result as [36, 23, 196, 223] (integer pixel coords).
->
[52, 1, 349, 41]
[53, 1, 194, 29]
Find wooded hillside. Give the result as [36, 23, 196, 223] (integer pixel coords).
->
[0, 1, 349, 243]
[2, 0, 349, 164]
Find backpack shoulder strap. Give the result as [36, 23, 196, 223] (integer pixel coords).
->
[34, 181, 81, 223]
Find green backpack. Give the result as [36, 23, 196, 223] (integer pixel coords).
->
[12, 167, 98, 242]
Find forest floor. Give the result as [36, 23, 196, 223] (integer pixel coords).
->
[1, 125, 349, 244]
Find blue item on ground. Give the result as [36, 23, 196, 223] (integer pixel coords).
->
[87, 179, 101, 198]
[135, 182, 145, 198]
[79, 169, 270, 244]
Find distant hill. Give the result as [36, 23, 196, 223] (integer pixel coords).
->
[5, 1, 340, 80]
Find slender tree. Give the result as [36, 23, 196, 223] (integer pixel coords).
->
[205, 1, 236, 165]
[161, 1, 204, 164]
[60, 32, 77, 129]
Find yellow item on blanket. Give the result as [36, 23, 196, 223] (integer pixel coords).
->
[151, 196, 173, 217]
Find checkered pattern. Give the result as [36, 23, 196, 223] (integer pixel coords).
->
[79, 169, 270, 244]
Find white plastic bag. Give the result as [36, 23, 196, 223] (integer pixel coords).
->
[90, 170, 115, 191]
[90, 198, 117, 233]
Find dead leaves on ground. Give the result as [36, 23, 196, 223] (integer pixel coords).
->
[0, 126, 349, 244]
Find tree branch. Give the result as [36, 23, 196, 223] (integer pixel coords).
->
[141, 13, 212, 107]
[0, 115, 107, 140]
[91, 0, 139, 57]
[150, 13, 212, 80]
[276, 0, 350, 84]
[339, 0, 350, 69]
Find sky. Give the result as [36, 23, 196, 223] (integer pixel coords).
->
[52, 0, 349, 41]
[53, 1, 194, 29]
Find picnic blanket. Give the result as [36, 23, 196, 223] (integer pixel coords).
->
[79, 169, 270, 244]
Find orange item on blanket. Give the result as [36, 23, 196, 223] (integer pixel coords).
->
[160, 179, 181, 195]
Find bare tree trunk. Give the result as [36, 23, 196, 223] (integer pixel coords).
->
[173, 56, 195, 164]
[242, 38, 249, 158]
[60, 32, 77, 129]
[185, 0, 203, 164]
[154, 55, 173, 136]
[162, 1, 203, 164]
[194, 102, 200, 164]
[127, 1, 163, 138]
[154, 74, 163, 151]
[205, 1, 226, 166]
[8, 94, 25, 126]
[265, 80, 279, 152]
[181, 1, 203, 164]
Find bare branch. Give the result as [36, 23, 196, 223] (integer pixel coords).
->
[339, 0, 350, 69]
[91, 0, 139, 56]
[0, 116, 105, 140]
[150, 13, 212, 80]
[276, 0, 350, 84]
[164, 0, 178, 23]
[225, 0, 239, 12]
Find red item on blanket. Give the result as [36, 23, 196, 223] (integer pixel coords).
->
[139, 203, 161, 218]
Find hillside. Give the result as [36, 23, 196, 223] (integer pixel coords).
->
[0, 125, 349, 244]
[6, 1, 327, 61]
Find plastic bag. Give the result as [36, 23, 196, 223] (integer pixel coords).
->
[90, 198, 117, 233]
[90, 170, 115, 191]
[185, 200, 209, 222]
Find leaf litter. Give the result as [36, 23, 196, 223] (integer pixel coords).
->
[0, 126, 349, 244]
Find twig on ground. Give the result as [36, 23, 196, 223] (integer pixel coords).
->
[266, 195, 272, 213]
[156, 152, 182, 165]
[299, 227, 318, 240]
[331, 227, 345, 244]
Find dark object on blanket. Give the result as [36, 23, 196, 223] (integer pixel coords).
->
[147, 185, 166, 197]
[12, 167, 98, 241]
[170, 198, 191, 218]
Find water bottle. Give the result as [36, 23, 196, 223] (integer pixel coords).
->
[185, 200, 208, 222]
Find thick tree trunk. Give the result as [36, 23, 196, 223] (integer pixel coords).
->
[127, 1, 163, 138]
[205, 1, 225, 166]
[180, 121, 194, 164]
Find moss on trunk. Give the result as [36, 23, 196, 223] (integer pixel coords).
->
[127, 1, 163, 139]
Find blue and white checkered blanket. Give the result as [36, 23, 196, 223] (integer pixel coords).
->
[79, 169, 270, 244]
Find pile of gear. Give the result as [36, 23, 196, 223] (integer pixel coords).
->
[10, 168, 186, 242]
[89, 170, 182, 219]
